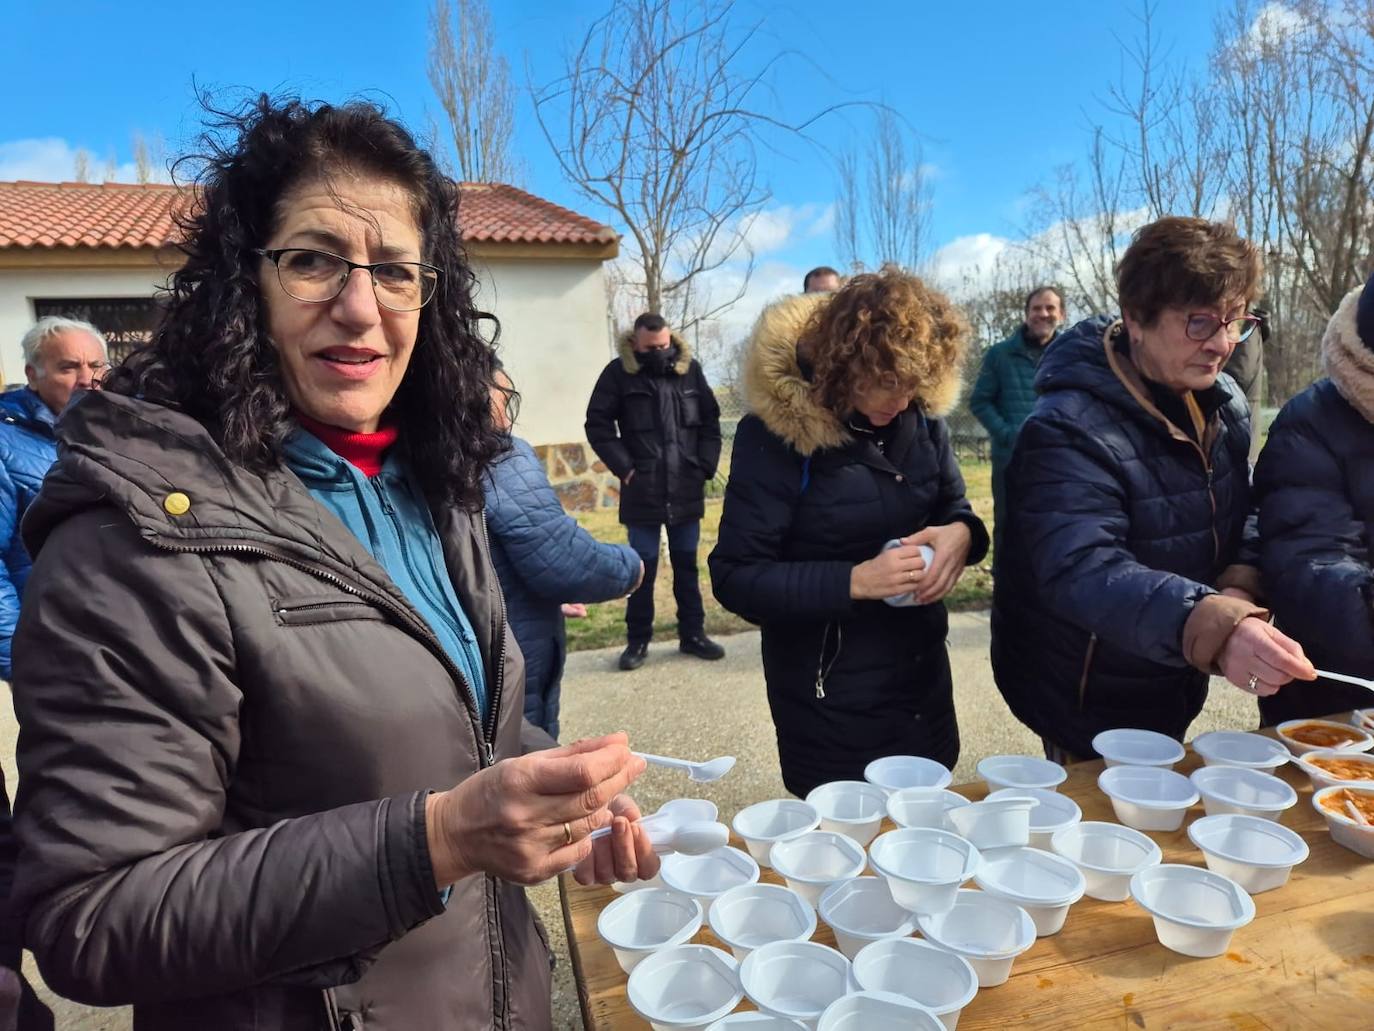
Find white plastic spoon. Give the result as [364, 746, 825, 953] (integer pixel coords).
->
[1313, 669, 1374, 692]
[588, 817, 730, 855]
[634, 751, 737, 782]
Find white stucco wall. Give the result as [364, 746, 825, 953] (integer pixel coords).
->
[0, 266, 173, 385]
[0, 256, 612, 446]
[468, 255, 613, 447]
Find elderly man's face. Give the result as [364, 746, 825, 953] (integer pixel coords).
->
[26, 330, 107, 415]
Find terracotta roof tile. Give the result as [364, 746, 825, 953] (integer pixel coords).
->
[0, 179, 617, 250]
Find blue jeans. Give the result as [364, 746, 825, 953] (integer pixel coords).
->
[624, 522, 704, 644]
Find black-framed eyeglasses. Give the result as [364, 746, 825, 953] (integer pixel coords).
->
[1184, 312, 1261, 344]
[253, 247, 442, 312]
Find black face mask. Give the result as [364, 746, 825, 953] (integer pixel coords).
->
[639, 345, 679, 375]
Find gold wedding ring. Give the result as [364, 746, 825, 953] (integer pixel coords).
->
[563, 821, 573, 846]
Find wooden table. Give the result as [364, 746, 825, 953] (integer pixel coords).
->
[560, 737, 1374, 1030]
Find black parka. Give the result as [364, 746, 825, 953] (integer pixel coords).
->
[585, 333, 722, 527]
[992, 317, 1261, 759]
[1254, 286, 1374, 722]
[709, 295, 988, 796]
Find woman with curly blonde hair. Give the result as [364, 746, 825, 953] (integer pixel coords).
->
[710, 269, 988, 795]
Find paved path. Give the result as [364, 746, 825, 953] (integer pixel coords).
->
[1, 612, 1262, 1030]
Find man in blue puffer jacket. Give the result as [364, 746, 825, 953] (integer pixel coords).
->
[485, 369, 642, 738]
[1, 315, 105, 1031]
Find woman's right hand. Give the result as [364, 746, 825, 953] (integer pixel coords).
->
[1217, 617, 1316, 696]
[850, 541, 928, 600]
[424, 733, 648, 887]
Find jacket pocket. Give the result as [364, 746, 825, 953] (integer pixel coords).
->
[272, 593, 388, 628]
[679, 389, 702, 426]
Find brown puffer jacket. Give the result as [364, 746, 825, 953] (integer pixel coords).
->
[9, 391, 554, 1030]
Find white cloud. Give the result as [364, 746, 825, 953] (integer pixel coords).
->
[0, 136, 170, 184]
[928, 232, 1013, 292]
[1245, 3, 1308, 46]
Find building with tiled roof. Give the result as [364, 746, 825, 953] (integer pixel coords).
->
[0, 179, 622, 464]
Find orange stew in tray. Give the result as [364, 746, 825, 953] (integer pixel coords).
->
[1282, 723, 1368, 749]
[1306, 756, 1374, 781]
[1321, 788, 1374, 823]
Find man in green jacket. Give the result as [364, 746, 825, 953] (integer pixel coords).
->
[969, 285, 1064, 570]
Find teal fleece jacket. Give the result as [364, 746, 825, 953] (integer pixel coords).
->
[282, 428, 489, 718]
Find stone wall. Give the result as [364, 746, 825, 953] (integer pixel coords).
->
[533, 441, 622, 512]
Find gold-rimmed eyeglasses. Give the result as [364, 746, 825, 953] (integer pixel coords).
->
[253, 247, 442, 312]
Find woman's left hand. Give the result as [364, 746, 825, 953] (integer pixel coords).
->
[906, 522, 973, 605]
[572, 794, 660, 886]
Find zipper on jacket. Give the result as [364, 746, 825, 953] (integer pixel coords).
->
[1077, 633, 1098, 710]
[815, 622, 842, 699]
[147, 537, 492, 759]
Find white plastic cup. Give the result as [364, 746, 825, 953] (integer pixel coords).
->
[1187, 813, 1310, 894]
[973, 846, 1086, 936]
[976, 754, 1068, 792]
[768, 831, 868, 910]
[707, 882, 817, 961]
[988, 787, 1082, 850]
[1050, 821, 1162, 901]
[817, 991, 944, 1031]
[706, 1013, 809, 1030]
[805, 781, 889, 847]
[738, 940, 851, 1028]
[864, 755, 953, 795]
[1293, 749, 1374, 791]
[945, 794, 1036, 850]
[626, 944, 744, 1031]
[597, 887, 704, 973]
[1189, 765, 1298, 821]
[866, 827, 980, 917]
[659, 846, 760, 918]
[1092, 727, 1186, 769]
[816, 876, 919, 960]
[1191, 731, 1290, 771]
[850, 937, 979, 1031]
[916, 888, 1036, 987]
[1312, 784, 1374, 859]
[1129, 864, 1256, 958]
[1097, 764, 1199, 832]
[1276, 718, 1374, 757]
[882, 541, 936, 607]
[886, 787, 970, 831]
[732, 799, 822, 867]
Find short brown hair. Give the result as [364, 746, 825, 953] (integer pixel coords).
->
[798, 266, 968, 414]
[1116, 217, 1262, 327]
[803, 266, 842, 292]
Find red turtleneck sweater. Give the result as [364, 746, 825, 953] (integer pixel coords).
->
[295, 413, 399, 477]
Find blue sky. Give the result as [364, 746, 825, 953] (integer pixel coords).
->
[4, 0, 1233, 330]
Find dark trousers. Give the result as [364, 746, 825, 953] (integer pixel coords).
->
[990, 455, 1008, 576]
[625, 522, 704, 644]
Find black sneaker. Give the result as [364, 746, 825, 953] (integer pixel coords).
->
[618, 642, 649, 671]
[679, 635, 725, 661]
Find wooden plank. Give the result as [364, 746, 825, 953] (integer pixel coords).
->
[561, 732, 1374, 1030]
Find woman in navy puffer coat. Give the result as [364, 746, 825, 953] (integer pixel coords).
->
[992, 217, 1314, 761]
[711, 271, 988, 796]
[1253, 274, 1374, 723]
[484, 375, 641, 738]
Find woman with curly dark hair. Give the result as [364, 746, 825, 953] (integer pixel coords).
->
[7, 96, 654, 1031]
[709, 269, 988, 796]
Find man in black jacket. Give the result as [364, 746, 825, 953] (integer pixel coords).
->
[586, 313, 725, 670]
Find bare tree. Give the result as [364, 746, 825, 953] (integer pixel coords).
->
[533, 0, 835, 330]
[427, 0, 520, 184]
[73, 149, 92, 183]
[834, 107, 931, 272]
[131, 132, 168, 184]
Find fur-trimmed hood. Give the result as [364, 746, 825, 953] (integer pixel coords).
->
[1323, 284, 1374, 424]
[617, 330, 693, 375]
[740, 293, 963, 457]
